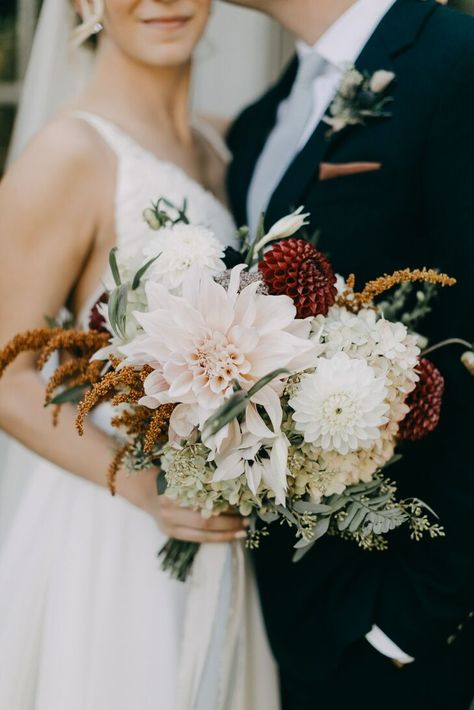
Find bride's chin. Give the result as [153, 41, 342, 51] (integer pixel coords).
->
[117, 32, 200, 69]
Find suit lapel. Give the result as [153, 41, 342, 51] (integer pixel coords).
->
[263, 0, 439, 229]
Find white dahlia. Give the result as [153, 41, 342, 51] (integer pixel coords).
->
[289, 351, 389, 455]
[120, 266, 316, 447]
[142, 223, 225, 292]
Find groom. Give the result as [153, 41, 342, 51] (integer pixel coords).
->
[223, 0, 474, 708]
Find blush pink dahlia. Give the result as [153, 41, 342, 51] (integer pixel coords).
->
[120, 266, 316, 445]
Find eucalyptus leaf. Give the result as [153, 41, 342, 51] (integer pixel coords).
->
[275, 504, 298, 527]
[292, 540, 316, 563]
[258, 510, 279, 524]
[293, 517, 331, 557]
[343, 478, 382, 495]
[324, 493, 351, 513]
[338, 501, 360, 531]
[349, 506, 370, 533]
[292, 500, 333, 515]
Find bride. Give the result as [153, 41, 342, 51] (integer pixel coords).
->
[0, 1, 279, 708]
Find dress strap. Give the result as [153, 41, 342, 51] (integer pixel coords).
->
[69, 111, 132, 159]
[192, 116, 232, 164]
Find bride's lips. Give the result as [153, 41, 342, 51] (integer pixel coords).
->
[141, 16, 192, 31]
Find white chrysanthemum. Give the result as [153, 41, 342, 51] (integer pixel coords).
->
[142, 223, 225, 292]
[289, 352, 389, 455]
[120, 266, 316, 450]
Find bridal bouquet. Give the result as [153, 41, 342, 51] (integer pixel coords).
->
[1, 200, 472, 581]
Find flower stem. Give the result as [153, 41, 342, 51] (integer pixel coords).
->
[422, 338, 473, 356]
[158, 539, 200, 582]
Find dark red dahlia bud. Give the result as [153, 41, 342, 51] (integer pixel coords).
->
[398, 358, 445, 441]
[89, 292, 109, 332]
[258, 238, 337, 318]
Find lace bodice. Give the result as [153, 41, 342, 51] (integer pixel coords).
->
[73, 112, 237, 325]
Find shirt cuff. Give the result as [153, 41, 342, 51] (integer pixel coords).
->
[365, 625, 415, 664]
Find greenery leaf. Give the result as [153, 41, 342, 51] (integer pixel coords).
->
[275, 504, 299, 527]
[247, 368, 289, 398]
[258, 510, 279, 524]
[202, 369, 289, 437]
[108, 283, 129, 339]
[131, 255, 160, 290]
[48, 383, 90, 405]
[109, 247, 121, 287]
[292, 517, 331, 561]
[202, 390, 248, 437]
[292, 500, 333, 515]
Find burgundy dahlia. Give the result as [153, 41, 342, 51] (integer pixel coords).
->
[398, 358, 445, 441]
[258, 238, 337, 318]
[89, 292, 109, 332]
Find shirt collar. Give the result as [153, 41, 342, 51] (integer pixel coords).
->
[296, 0, 397, 69]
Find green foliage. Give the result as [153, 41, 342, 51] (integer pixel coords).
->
[48, 383, 90, 405]
[143, 196, 190, 230]
[289, 476, 443, 561]
[378, 280, 439, 329]
[131, 255, 159, 291]
[107, 282, 129, 339]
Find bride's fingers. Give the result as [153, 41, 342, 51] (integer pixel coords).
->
[161, 506, 248, 532]
[169, 526, 248, 544]
[156, 495, 248, 532]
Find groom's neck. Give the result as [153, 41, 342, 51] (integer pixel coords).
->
[266, 0, 358, 45]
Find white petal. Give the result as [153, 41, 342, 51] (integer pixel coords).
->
[251, 386, 282, 434]
[245, 402, 276, 439]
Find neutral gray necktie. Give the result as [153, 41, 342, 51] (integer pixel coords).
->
[247, 52, 327, 238]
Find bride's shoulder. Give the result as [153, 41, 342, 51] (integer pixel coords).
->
[0, 115, 113, 239]
[13, 115, 108, 177]
[2, 115, 113, 215]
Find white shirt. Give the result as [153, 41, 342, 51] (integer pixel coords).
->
[253, 0, 415, 666]
[280, 0, 397, 151]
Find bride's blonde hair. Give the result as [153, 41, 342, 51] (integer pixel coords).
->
[71, 0, 104, 49]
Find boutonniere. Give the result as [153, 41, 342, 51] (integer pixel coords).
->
[324, 66, 396, 136]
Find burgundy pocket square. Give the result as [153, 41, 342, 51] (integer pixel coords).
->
[319, 162, 382, 181]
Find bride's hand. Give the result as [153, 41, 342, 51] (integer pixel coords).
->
[154, 495, 249, 543]
[119, 468, 249, 543]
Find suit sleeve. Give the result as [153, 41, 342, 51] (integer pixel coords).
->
[372, 47, 474, 657]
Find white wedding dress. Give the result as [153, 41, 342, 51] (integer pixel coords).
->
[0, 114, 279, 710]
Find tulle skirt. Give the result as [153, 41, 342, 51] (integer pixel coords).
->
[0, 442, 280, 710]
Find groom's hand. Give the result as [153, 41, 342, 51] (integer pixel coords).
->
[154, 494, 249, 543]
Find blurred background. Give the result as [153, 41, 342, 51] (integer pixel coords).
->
[1, 0, 472, 175]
